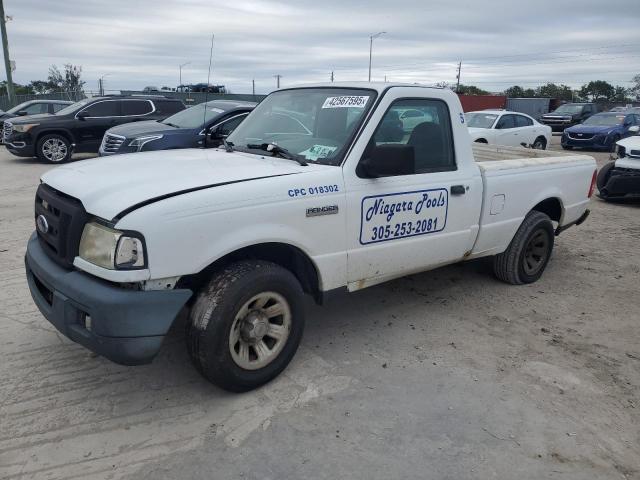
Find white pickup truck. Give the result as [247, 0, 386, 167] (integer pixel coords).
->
[25, 83, 597, 392]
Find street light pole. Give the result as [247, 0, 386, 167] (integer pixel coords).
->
[368, 31, 386, 82]
[179, 61, 190, 89]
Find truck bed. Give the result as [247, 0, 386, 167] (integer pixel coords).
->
[472, 143, 593, 172]
[469, 143, 596, 259]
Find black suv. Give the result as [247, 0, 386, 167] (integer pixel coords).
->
[540, 103, 599, 131]
[3, 95, 185, 163]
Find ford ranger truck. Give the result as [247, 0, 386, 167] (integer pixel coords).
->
[25, 83, 597, 392]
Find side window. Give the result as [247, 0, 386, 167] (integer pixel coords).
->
[121, 100, 153, 116]
[82, 100, 119, 117]
[52, 103, 68, 113]
[515, 115, 533, 127]
[23, 103, 48, 115]
[215, 114, 247, 136]
[154, 100, 184, 115]
[496, 115, 516, 129]
[368, 98, 455, 174]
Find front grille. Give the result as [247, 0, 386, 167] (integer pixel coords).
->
[35, 184, 89, 268]
[101, 133, 126, 153]
[567, 132, 595, 140]
[2, 121, 12, 142]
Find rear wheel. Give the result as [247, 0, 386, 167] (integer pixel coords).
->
[36, 134, 71, 163]
[493, 211, 555, 285]
[186, 260, 305, 392]
[475, 138, 488, 144]
[532, 137, 547, 150]
[561, 145, 573, 150]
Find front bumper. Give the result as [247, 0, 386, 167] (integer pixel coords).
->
[602, 167, 640, 197]
[4, 134, 35, 157]
[541, 118, 575, 131]
[561, 134, 614, 150]
[25, 233, 192, 365]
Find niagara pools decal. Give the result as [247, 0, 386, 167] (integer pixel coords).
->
[359, 188, 448, 245]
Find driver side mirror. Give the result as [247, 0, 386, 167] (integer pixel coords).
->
[206, 125, 227, 147]
[16, 110, 28, 116]
[358, 144, 414, 178]
[77, 110, 89, 120]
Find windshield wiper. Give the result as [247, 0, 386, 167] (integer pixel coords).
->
[246, 143, 307, 166]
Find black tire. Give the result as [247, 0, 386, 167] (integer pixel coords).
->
[493, 211, 555, 285]
[561, 145, 573, 150]
[36, 134, 72, 163]
[596, 161, 615, 197]
[532, 137, 547, 150]
[186, 260, 305, 392]
[608, 135, 620, 153]
[475, 138, 488, 143]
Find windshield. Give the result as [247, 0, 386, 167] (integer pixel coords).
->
[465, 113, 498, 129]
[227, 88, 376, 165]
[582, 114, 626, 126]
[553, 105, 584, 114]
[54, 98, 92, 116]
[7, 101, 35, 114]
[162, 103, 225, 129]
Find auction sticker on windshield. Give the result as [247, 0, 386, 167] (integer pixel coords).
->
[359, 188, 448, 245]
[322, 96, 369, 108]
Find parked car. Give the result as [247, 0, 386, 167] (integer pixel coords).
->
[99, 100, 255, 155]
[540, 103, 598, 131]
[561, 112, 640, 151]
[177, 83, 227, 94]
[24, 83, 596, 392]
[596, 135, 640, 200]
[3, 95, 185, 163]
[142, 86, 160, 93]
[466, 110, 551, 149]
[0, 99, 72, 121]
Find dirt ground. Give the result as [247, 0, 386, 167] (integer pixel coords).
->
[1, 136, 639, 480]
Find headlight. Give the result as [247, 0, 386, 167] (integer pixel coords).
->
[79, 222, 145, 270]
[128, 134, 163, 151]
[13, 123, 39, 133]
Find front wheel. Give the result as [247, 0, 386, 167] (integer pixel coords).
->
[36, 134, 72, 163]
[493, 211, 554, 285]
[532, 137, 547, 150]
[186, 260, 305, 392]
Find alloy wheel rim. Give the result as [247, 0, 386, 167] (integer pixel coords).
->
[229, 291, 292, 370]
[523, 229, 549, 275]
[42, 139, 67, 162]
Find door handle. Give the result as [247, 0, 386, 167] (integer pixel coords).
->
[450, 185, 466, 195]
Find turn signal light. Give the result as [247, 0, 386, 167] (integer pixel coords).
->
[588, 170, 597, 198]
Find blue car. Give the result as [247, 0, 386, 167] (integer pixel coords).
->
[561, 112, 640, 151]
[99, 100, 255, 156]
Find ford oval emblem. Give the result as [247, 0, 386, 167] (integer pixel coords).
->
[36, 214, 49, 234]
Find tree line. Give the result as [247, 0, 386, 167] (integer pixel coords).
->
[452, 76, 640, 102]
[1, 64, 85, 96]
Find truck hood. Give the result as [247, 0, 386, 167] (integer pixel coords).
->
[41, 148, 317, 220]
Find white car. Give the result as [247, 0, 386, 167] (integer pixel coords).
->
[466, 110, 552, 149]
[596, 135, 640, 200]
[25, 83, 596, 392]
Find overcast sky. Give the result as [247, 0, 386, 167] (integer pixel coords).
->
[5, 0, 640, 94]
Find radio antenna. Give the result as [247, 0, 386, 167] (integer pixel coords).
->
[202, 33, 215, 130]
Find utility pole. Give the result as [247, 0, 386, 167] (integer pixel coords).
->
[274, 74, 282, 89]
[368, 31, 386, 82]
[252, 79, 255, 97]
[455, 61, 462, 93]
[0, 0, 15, 105]
[179, 61, 190, 89]
[330, 71, 334, 82]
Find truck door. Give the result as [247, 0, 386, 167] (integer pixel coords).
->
[343, 90, 483, 289]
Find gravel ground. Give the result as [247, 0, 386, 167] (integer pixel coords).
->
[0, 137, 639, 480]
